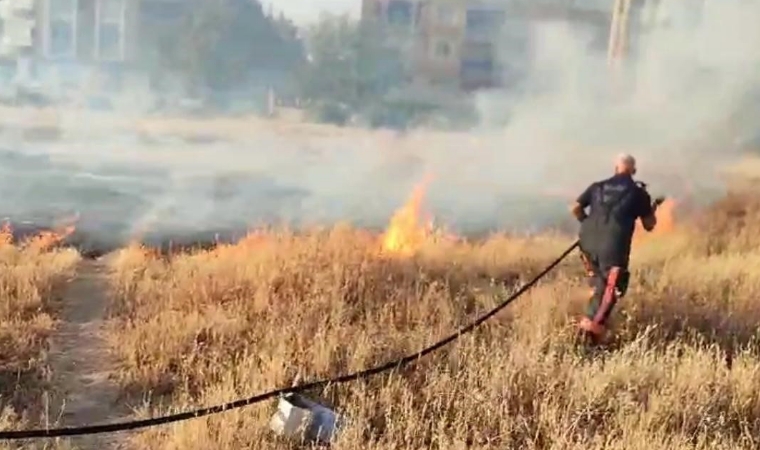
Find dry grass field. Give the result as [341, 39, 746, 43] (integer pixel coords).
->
[3, 159, 760, 449]
[96, 179, 760, 450]
[0, 226, 79, 447]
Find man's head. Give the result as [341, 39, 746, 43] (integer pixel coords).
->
[614, 153, 637, 176]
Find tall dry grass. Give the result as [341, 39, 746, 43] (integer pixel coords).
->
[100, 186, 760, 450]
[0, 230, 80, 448]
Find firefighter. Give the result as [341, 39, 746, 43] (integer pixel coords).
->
[570, 153, 663, 345]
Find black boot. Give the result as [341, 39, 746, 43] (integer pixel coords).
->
[575, 326, 606, 352]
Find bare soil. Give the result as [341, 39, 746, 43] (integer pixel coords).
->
[47, 257, 131, 450]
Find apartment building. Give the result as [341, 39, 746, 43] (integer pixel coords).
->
[0, 0, 139, 62]
[0, 0, 187, 90]
[360, 0, 463, 87]
[361, 0, 636, 91]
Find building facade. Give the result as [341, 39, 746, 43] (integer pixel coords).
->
[0, 0, 187, 96]
[0, 0, 145, 63]
[360, 0, 655, 92]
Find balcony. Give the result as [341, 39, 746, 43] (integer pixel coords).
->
[6, 0, 35, 14]
[462, 41, 494, 60]
[507, 0, 614, 14]
[0, 0, 34, 20]
[465, 0, 613, 29]
[0, 17, 35, 48]
[514, 0, 613, 23]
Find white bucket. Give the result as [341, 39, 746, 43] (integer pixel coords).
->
[269, 393, 344, 444]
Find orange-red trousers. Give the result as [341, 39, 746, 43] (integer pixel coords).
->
[578, 252, 628, 339]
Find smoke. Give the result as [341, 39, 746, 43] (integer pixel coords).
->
[429, 0, 760, 231]
[1, 0, 759, 250]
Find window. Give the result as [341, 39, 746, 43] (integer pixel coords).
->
[466, 10, 488, 30]
[387, 0, 412, 26]
[46, 0, 76, 59]
[98, 22, 121, 60]
[97, 0, 125, 61]
[460, 59, 495, 89]
[50, 20, 74, 57]
[465, 42, 493, 60]
[466, 9, 504, 32]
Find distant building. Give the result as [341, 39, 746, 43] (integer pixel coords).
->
[360, 0, 669, 92]
[0, 0, 167, 63]
[0, 0, 187, 96]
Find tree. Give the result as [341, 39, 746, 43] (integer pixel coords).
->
[297, 15, 477, 129]
[298, 15, 361, 106]
[152, 0, 304, 93]
[298, 15, 405, 111]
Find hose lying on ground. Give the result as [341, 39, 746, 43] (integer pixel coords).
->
[0, 240, 579, 440]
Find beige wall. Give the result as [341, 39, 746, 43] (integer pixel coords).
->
[412, 1, 465, 85]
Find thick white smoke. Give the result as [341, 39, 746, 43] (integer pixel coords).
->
[0, 0, 758, 248]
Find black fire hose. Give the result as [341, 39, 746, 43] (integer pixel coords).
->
[0, 240, 580, 440]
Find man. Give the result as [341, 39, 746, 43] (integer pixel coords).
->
[570, 153, 663, 345]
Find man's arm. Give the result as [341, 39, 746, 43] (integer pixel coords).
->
[570, 183, 595, 222]
[637, 190, 657, 232]
[640, 211, 657, 232]
[570, 202, 587, 222]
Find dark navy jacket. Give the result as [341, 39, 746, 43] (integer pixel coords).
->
[577, 174, 654, 268]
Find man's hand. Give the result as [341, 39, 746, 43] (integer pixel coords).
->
[570, 202, 587, 222]
[640, 196, 663, 232]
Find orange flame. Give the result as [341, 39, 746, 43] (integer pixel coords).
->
[24, 224, 76, 252]
[653, 198, 676, 234]
[0, 222, 12, 247]
[0, 218, 78, 253]
[381, 178, 433, 257]
[209, 230, 270, 258]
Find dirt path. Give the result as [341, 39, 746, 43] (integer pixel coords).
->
[47, 257, 129, 449]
